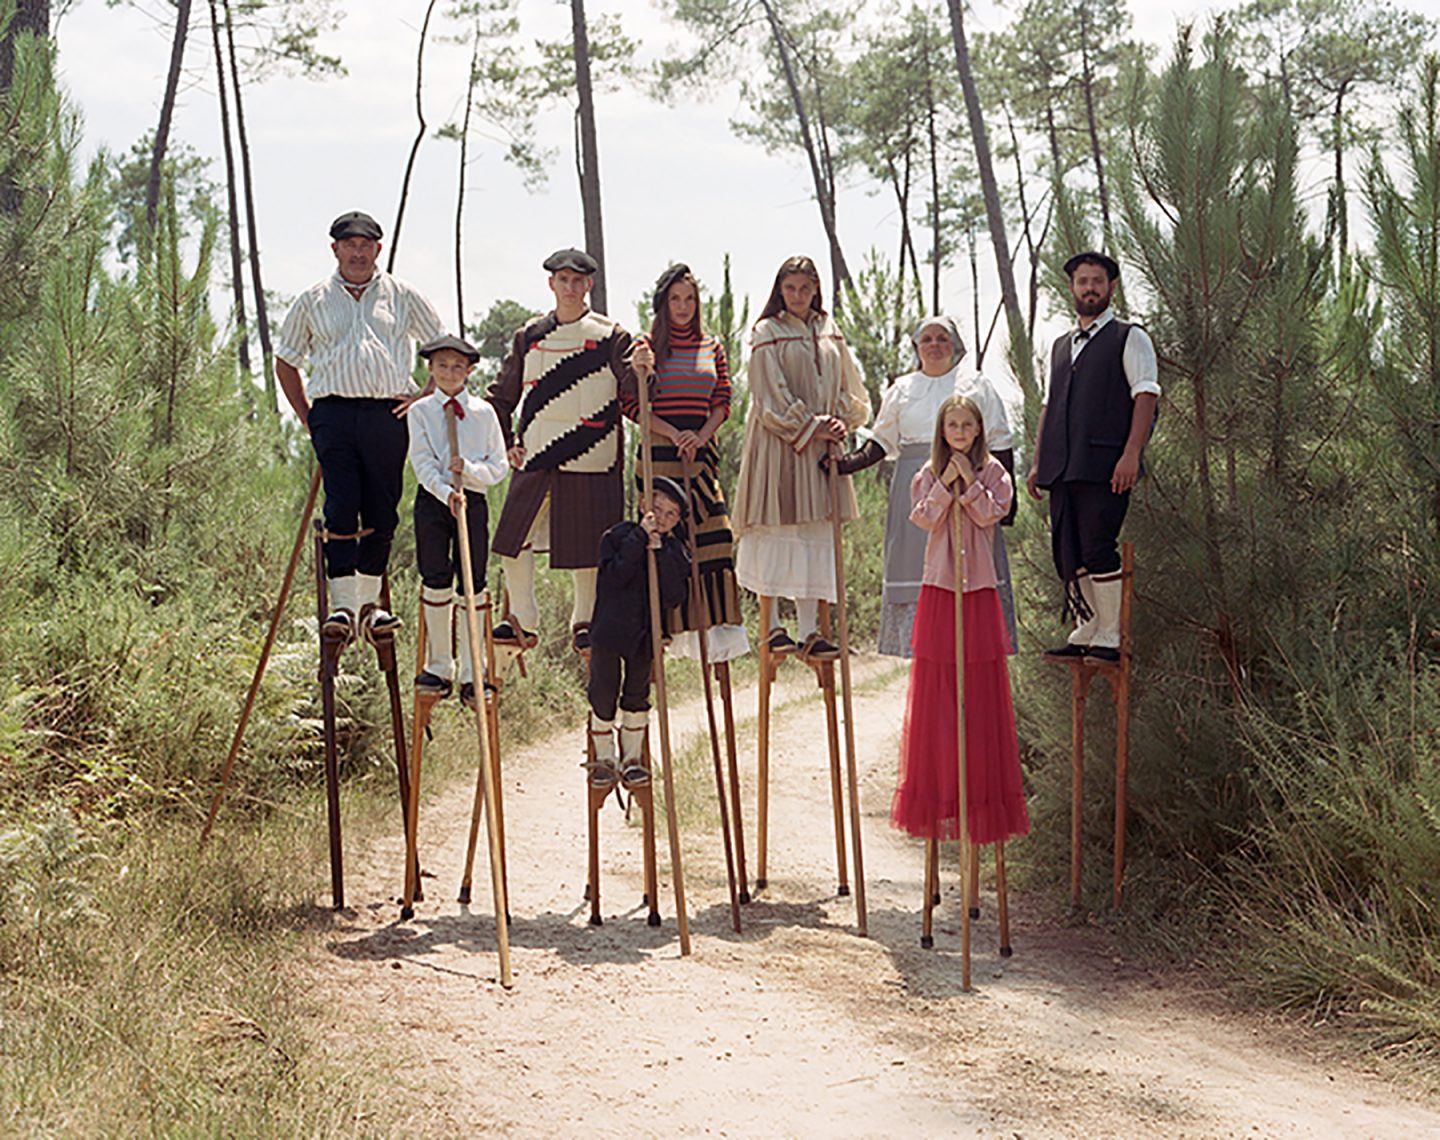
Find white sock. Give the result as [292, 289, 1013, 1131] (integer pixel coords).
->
[1090, 575, 1124, 649]
[355, 572, 383, 612]
[589, 715, 616, 764]
[795, 597, 820, 639]
[327, 575, 357, 617]
[620, 708, 648, 762]
[1067, 574, 1099, 646]
[502, 549, 538, 630]
[456, 599, 481, 684]
[422, 586, 454, 679]
[572, 567, 598, 627]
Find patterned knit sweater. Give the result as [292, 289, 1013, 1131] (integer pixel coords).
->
[621, 323, 731, 431]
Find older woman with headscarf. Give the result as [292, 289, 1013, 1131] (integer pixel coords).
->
[824, 315, 1018, 656]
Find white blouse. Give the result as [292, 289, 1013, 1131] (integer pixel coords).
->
[870, 366, 1013, 456]
[407, 389, 508, 505]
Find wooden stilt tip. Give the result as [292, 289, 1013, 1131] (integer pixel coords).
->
[1000, 945, 1013, 958]
[738, 890, 752, 904]
[933, 892, 942, 907]
[920, 934, 934, 949]
[589, 914, 603, 927]
[755, 877, 768, 891]
[647, 912, 661, 928]
[969, 906, 980, 919]
[457, 887, 471, 905]
[837, 884, 851, 897]
[400, 905, 414, 921]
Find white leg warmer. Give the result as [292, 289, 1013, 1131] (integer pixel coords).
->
[589, 715, 617, 764]
[619, 708, 649, 763]
[795, 597, 820, 640]
[1090, 574, 1124, 650]
[422, 586, 454, 679]
[1067, 573, 1099, 647]
[572, 567, 598, 627]
[502, 549, 539, 630]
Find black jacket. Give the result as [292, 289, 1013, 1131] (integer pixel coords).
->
[589, 520, 691, 656]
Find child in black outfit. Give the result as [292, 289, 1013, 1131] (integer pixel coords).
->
[586, 476, 691, 787]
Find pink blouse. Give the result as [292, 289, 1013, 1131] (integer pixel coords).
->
[909, 457, 1013, 593]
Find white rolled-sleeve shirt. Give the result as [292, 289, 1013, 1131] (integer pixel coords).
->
[869, 366, 1014, 456]
[275, 271, 445, 400]
[1045, 307, 1161, 402]
[407, 389, 508, 505]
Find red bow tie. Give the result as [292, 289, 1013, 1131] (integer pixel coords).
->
[445, 396, 465, 420]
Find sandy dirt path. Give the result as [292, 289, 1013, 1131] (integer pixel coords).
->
[310, 657, 1440, 1138]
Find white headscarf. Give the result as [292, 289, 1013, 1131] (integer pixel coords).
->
[910, 315, 968, 373]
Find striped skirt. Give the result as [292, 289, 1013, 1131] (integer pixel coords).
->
[637, 440, 746, 635]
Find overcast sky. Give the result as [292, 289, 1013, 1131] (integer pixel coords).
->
[52, 0, 1439, 397]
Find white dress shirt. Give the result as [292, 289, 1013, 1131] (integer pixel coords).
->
[870, 365, 1014, 455]
[407, 388, 508, 505]
[1047, 307, 1161, 402]
[275, 271, 444, 400]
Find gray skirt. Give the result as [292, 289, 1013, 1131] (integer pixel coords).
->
[876, 443, 1018, 657]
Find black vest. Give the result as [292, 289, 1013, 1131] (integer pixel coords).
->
[1036, 319, 1137, 487]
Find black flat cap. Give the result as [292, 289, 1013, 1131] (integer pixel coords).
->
[419, 333, 481, 362]
[329, 210, 383, 241]
[543, 247, 598, 275]
[1063, 251, 1120, 280]
[648, 475, 689, 516]
[652, 262, 693, 313]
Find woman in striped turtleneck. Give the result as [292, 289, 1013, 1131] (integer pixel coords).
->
[626, 264, 749, 662]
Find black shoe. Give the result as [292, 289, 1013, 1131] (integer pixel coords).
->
[572, 624, 591, 653]
[1085, 645, 1121, 664]
[766, 627, 797, 654]
[460, 682, 476, 709]
[492, 621, 538, 649]
[414, 671, 452, 698]
[1043, 643, 1088, 659]
[799, 633, 841, 661]
[360, 604, 402, 644]
[322, 608, 355, 640]
[621, 760, 652, 789]
[583, 757, 620, 788]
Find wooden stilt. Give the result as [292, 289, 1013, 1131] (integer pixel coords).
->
[634, 359, 690, 955]
[639, 735, 660, 927]
[996, 840, 1013, 958]
[1070, 665, 1088, 912]
[716, 662, 750, 903]
[375, 575, 419, 901]
[968, 841, 981, 920]
[920, 837, 937, 949]
[201, 468, 321, 845]
[447, 407, 512, 988]
[585, 731, 606, 927]
[1113, 543, 1134, 909]
[401, 689, 439, 920]
[680, 460, 741, 933]
[314, 523, 345, 911]
[755, 594, 774, 892]
[826, 455, 868, 936]
[820, 659, 849, 897]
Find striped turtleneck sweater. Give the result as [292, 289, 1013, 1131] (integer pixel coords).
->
[622, 323, 731, 430]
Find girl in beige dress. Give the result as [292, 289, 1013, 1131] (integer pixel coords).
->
[733, 256, 872, 658]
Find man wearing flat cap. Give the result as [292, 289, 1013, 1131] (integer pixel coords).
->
[1026, 251, 1159, 663]
[486, 248, 635, 652]
[275, 210, 445, 641]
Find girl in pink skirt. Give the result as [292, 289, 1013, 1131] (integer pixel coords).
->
[892, 396, 1029, 846]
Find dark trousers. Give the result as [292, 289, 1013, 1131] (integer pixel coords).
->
[309, 396, 409, 578]
[587, 642, 652, 721]
[415, 488, 489, 591]
[1049, 480, 1129, 616]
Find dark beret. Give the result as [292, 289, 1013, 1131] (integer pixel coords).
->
[543, 247, 599, 275]
[329, 210, 383, 241]
[652, 262, 693, 313]
[648, 475, 689, 516]
[419, 333, 481, 362]
[1063, 251, 1120, 280]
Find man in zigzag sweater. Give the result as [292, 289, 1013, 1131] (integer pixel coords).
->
[486, 248, 636, 653]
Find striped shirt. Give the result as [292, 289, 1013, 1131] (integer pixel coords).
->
[274, 271, 444, 400]
[621, 326, 731, 431]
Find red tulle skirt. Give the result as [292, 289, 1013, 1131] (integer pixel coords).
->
[891, 585, 1030, 844]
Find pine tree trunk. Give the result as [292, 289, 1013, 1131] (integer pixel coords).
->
[0, 0, 48, 91]
[391, 0, 438, 274]
[571, 0, 608, 313]
[224, 0, 274, 410]
[455, 24, 480, 331]
[208, 0, 250, 375]
[925, 65, 941, 315]
[758, 0, 851, 308]
[146, 0, 194, 232]
[944, 0, 1033, 398]
[1332, 85, 1348, 258]
[1078, 4, 1112, 248]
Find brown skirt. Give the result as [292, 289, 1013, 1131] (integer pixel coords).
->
[492, 465, 623, 569]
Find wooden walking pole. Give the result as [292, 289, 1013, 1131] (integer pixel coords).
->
[826, 445, 868, 935]
[951, 497, 972, 991]
[920, 836, 938, 948]
[200, 467, 321, 845]
[446, 403, 513, 987]
[635, 359, 691, 955]
[460, 590, 508, 909]
[715, 661, 750, 902]
[681, 459, 742, 933]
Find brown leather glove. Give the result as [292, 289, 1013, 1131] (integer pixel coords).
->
[818, 437, 885, 476]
